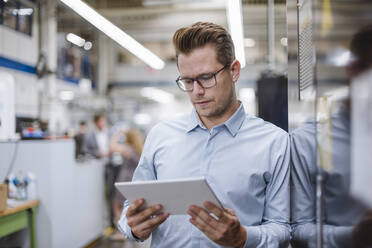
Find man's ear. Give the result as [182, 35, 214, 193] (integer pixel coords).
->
[230, 59, 241, 83]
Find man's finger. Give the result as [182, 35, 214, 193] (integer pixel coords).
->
[189, 217, 219, 239]
[188, 205, 219, 227]
[224, 207, 236, 216]
[135, 212, 169, 233]
[203, 201, 226, 221]
[130, 204, 163, 226]
[127, 198, 145, 216]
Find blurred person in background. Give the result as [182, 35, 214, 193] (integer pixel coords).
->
[74, 121, 87, 159]
[84, 114, 116, 227]
[83, 113, 110, 159]
[109, 127, 144, 240]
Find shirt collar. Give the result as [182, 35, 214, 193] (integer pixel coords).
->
[186, 108, 204, 133]
[186, 103, 246, 137]
[223, 103, 246, 137]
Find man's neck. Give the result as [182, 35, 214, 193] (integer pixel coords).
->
[199, 100, 240, 130]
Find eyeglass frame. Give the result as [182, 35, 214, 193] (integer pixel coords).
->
[175, 64, 229, 92]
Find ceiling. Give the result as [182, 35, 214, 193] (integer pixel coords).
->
[57, 0, 287, 68]
[57, 0, 371, 64]
[54, 0, 372, 123]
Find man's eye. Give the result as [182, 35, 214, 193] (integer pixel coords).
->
[182, 79, 194, 84]
[199, 75, 214, 81]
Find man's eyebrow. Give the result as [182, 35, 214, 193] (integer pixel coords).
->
[198, 71, 214, 77]
[180, 71, 214, 79]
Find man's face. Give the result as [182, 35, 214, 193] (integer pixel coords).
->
[177, 44, 239, 120]
[95, 117, 106, 131]
[79, 124, 87, 134]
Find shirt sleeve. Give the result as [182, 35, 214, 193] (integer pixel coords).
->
[289, 125, 317, 247]
[242, 131, 291, 248]
[289, 125, 354, 248]
[117, 127, 159, 242]
[292, 222, 353, 248]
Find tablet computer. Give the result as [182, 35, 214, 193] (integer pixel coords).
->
[115, 177, 223, 215]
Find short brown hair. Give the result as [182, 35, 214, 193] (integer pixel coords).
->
[173, 22, 235, 66]
[93, 113, 104, 123]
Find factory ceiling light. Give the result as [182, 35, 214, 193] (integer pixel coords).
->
[83, 41, 93, 50]
[226, 0, 246, 68]
[59, 0, 165, 70]
[66, 33, 85, 47]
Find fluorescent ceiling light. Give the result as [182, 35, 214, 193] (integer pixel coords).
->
[11, 8, 33, 16]
[66, 33, 85, 47]
[244, 38, 255, 48]
[140, 87, 174, 104]
[84, 41, 92, 50]
[226, 0, 246, 68]
[59, 0, 165, 70]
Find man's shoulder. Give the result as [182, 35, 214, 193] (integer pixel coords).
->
[242, 114, 288, 139]
[146, 113, 191, 139]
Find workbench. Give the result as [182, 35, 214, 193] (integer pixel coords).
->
[0, 199, 39, 248]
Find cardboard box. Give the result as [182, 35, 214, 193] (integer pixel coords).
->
[0, 184, 8, 212]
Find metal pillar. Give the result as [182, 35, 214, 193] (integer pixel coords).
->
[267, 0, 275, 71]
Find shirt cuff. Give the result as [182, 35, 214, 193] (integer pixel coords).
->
[117, 213, 144, 242]
[242, 225, 261, 248]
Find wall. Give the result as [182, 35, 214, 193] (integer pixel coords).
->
[0, 10, 81, 132]
[0, 9, 39, 118]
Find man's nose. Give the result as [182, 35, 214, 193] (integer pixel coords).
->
[193, 80, 205, 95]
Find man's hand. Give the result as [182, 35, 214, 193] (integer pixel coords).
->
[126, 198, 169, 240]
[187, 201, 247, 248]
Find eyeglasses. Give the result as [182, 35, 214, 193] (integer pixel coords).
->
[175, 65, 228, 92]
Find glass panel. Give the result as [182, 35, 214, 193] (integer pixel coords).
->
[289, 0, 372, 247]
[3, 0, 17, 30]
[18, 3, 33, 35]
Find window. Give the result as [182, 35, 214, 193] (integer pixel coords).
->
[0, 0, 33, 36]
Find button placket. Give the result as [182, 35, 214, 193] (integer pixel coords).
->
[203, 128, 220, 179]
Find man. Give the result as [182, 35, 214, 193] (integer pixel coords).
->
[118, 22, 290, 248]
[84, 114, 110, 159]
[84, 114, 117, 227]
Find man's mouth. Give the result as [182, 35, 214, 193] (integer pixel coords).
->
[195, 100, 211, 106]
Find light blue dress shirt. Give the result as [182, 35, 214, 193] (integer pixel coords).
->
[118, 104, 290, 248]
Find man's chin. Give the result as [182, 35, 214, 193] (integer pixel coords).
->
[196, 108, 215, 118]
[195, 107, 208, 116]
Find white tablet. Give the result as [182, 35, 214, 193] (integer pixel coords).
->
[115, 177, 223, 215]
